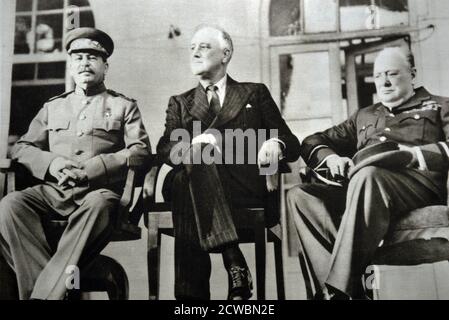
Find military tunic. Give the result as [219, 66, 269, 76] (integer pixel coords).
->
[287, 87, 449, 298]
[0, 83, 151, 299]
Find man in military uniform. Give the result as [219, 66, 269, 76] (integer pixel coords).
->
[287, 47, 449, 299]
[0, 27, 151, 300]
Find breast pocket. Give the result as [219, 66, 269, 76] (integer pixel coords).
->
[241, 104, 261, 130]
[92, 119, 123, 147]
[48, 119, 71, 136]
[92, 119, 122, 133]
[358, 123, 375, 141]
[397, 111, 439, 144]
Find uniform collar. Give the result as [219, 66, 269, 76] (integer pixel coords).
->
[392, 87, 432, 113]
[74, 82, 107, 96]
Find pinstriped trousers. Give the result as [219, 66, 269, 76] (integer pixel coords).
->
[170, 143, 258, 299]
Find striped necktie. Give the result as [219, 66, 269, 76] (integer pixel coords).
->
[207, 85, 221, 116]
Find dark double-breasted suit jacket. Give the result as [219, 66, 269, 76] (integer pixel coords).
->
[157, 76, 300, 245]
[157, 75, 300, 298]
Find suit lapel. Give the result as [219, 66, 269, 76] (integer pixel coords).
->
[184, 84, 216, 128]
[212, 76, 252, 128]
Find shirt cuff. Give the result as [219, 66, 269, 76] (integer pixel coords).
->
[315, 154, 339, 170]
[265, 138, 286, 159]
[413, 146, 428, 171]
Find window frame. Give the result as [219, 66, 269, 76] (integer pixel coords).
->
[13, 0, 93, 86]
[268, 0, 412, 39]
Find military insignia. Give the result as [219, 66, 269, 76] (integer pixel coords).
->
[70, 38, 109, 55]
[107, 89, 136, 103]
[47, 90, 74, 102]
[403, 101, 441, 113]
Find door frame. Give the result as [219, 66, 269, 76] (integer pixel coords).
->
[269, 42, 344, 124]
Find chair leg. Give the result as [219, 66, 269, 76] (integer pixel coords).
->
[148, 213, 161, 300]
[254, 212, 266, 300]
[0, 254, 18, 300]
[273, 236, 285, 300]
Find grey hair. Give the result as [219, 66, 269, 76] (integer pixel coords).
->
[376, 47, 415, 70]
[193, 24, 234, 59]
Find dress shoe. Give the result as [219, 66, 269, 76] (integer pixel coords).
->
[227, 266, 253, 300]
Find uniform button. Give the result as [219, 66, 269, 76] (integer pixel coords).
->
[77, 131, 84, 137]
[362, 126, 366, 130]
[82, 100, 90, 106]
[414, 114, 421, 120]
[74, 149, 84, 155]
[384, 128, 391, 132]
[79, 114, 86, 120]
[379, 136, 387, 142]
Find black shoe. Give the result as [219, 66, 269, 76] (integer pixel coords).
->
[227, 266, 253, 300]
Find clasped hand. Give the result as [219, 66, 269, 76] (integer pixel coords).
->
[325, 155, 354, 179]
[49, 157, 88, 188]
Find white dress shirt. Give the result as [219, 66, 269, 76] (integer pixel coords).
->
[200, 74, 227, 107]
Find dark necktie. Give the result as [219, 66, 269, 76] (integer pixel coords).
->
[207, 85, 221, 116]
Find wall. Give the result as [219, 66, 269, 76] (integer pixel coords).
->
[89, 0, 263, 148]
[413, 0, 449, 96]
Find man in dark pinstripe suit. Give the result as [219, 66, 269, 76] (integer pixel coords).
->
[156, 24, 300, 300]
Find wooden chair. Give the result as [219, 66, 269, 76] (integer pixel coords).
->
[143, 160, 287, 300]
[366, 205, 449, 299]
[0, 157, 150, 300]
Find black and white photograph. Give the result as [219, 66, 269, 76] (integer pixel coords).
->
[1, 0, 449, 306]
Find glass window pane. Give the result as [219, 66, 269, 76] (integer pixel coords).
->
[279, 51, 333, 119]
[340, 0, 373, 32]
[16, 0, 33, 12]
[35, 14, 63, 52]
[269, 0, 301, 36]
[10, 85, 66, 137]
[340, 0, 409, 32]
[12, 63, 35, 81]
[304, 0, 338, 33]
[37, 62, 66, 79]
[14, 16, 32, 54]
[375, 0, 409, 28]
[79, 10, 95, 28]
[37, 0, 64, 10]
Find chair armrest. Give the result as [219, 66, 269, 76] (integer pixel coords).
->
[143, 165, 160, 205]
[112, 156, 154, 242]
[0, 159, 13, 172]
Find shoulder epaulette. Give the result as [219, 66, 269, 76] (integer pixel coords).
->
[47, 90, 74, 102]
[107, 89, 136, 103]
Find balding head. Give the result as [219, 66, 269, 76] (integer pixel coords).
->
[190, 24, 233, 82]
[373, 47, 416, 106]
[193, 24, 234, 59]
